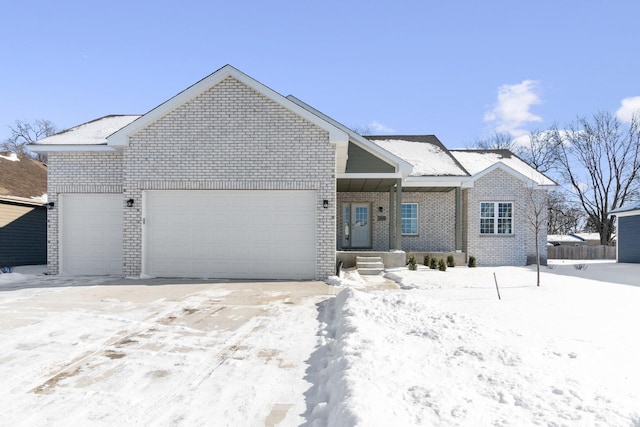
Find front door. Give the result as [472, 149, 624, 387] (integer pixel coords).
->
[342, 203, 371, 248]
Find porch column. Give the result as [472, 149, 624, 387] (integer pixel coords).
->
[395, 178, 402, 250]
[455, 187, 462, 251]
[389, 185, 395, 249]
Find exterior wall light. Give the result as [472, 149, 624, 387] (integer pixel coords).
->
[378, 206, 384, 212]
[126, 199, 134, 207]
[47, 202, 55, 210]
[323, 199, 329, 209]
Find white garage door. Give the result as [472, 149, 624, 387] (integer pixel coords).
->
[144, 190, 317, 279]
[61, 194, 123, 275]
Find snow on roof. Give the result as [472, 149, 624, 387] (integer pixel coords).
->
[367, 136, 468, 177]
[0, 152, 19, 162]
[610, 202, 640, 215]
[571, 232, 601, 241]
[35, 115, 141, 145]
[451, 150, 556, 186]
[0, 152, 47, 201]
[547, 234, 585, 243]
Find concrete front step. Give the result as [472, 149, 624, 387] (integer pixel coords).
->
[356, 256, 385, 275]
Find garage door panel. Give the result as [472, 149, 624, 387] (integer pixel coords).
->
[145, 190, 316, 279]
[62, 194, 123, 275]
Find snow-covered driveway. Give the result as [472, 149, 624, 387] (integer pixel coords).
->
[0, 275, 336, 426]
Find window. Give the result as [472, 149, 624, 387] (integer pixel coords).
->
[480, 202, 513, 235]
[401, 203, 418, 235]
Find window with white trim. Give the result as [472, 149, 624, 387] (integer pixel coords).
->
[401, 203, 418, 235]
[480, 202, 513, 235]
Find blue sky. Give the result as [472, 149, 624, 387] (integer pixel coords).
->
[1, 0, 639, 148]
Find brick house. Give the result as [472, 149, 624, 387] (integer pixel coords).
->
[32, 65, 555, 279]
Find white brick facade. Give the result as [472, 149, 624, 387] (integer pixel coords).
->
[46, 76, 337, 279]
[46, 152, 123, 274]
[464, 168, 548, 266]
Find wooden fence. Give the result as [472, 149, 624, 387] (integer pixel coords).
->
[547, 245, 616, 260]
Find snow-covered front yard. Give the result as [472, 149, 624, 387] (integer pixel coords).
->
[1, 262, 639, 426]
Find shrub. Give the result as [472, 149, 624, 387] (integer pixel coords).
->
[438, 259, 447, 271]
[429, 258, 438, 269]
[468, 256, 476, 268]
[407, 254, 418, 271]
[446, 255, 455, 268]
[423, 254, 430, 266]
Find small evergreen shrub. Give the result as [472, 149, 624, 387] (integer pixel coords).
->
[438, 259, 447, 271]
[468, 256, 476, 268]
[407, 254, 418, 271]
[423, 254, 430, 266]
[429, 258, 438, 269]
[446, 255, 455, 268]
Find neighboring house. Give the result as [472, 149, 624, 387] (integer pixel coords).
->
[547, 234, 586, 246]
[0, 152, 48, 267]
[609, 203, 640, 263]
[31, 65, 556, 279]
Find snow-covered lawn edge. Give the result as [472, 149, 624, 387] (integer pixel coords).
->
[316, 265, 640, 426]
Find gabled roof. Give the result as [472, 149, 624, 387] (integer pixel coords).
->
[450, 149, 556, 188]
[108, 65, 348, 149]
[366, 135, 469, 177]
[0, 152, 47, 205]
[30, 115, 140, 153]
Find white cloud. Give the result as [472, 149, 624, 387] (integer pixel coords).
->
[484, 80, 543, 137]
[369, 121, 394, 133]
[616, 96, 640, 123]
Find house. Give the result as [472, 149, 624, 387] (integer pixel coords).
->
[0, 152, 48, 267]
[31, 65, 556, 279]
[609, 203, 640, 263]
[547, 234, 586, 246]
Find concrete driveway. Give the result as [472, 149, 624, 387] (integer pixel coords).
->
[0, 277, 338, 426]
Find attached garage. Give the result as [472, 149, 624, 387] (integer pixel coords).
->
[61, 194, 123, 275]
[143, 190, 317, 279]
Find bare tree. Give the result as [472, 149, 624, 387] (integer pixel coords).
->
[470, 131, 517, 151]
[550, 111, 640, 244]
[2, 119, 56, 161]
[351, 124, 375, 136]
[518, 130, 557, 175]
[523, 184, 548, 287]
[546, 190, 585, 234]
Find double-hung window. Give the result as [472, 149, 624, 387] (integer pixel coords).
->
[480, 202, 513, 235]
[401, 203, 418, 235]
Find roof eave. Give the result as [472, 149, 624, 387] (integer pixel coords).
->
[29, 144, 118, 153]
[466, 162, 557, 190]
[0, 195, 47, 206]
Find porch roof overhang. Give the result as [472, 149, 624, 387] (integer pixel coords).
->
[337, 173, 401, 192]
[337, 174, 471, 192]
[403, 176, 470, 192]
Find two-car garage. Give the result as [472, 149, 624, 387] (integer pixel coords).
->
[60, 191, 317, 279]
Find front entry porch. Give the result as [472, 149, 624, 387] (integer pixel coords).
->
[336, 250, 467, 270]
